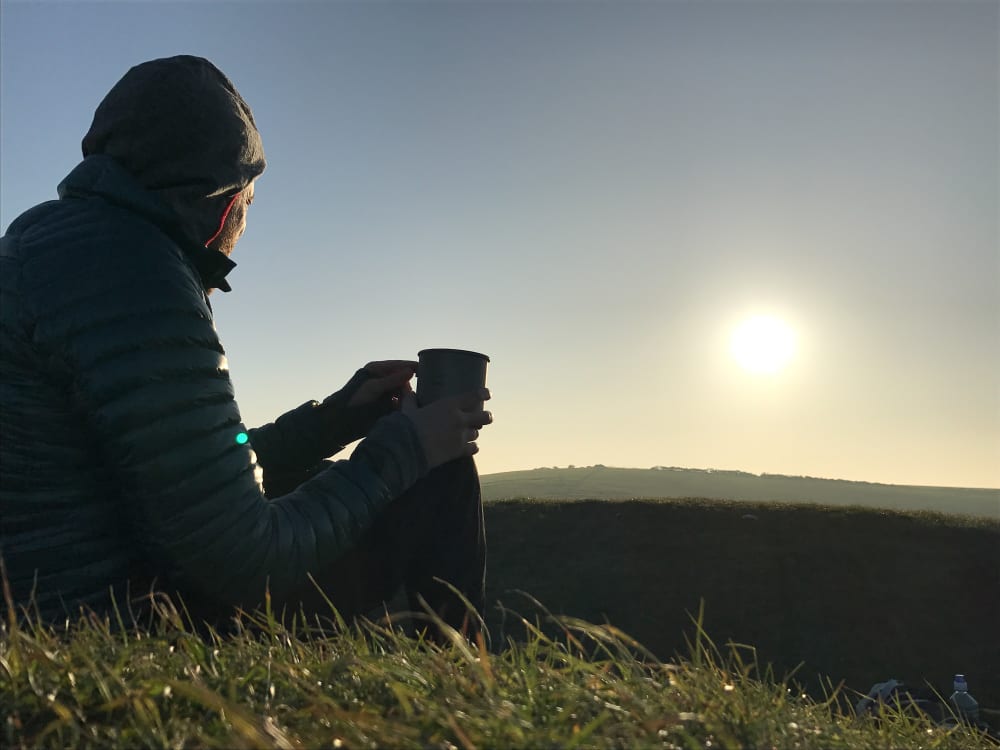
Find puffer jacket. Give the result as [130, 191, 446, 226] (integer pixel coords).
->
[0, 61, 428, 624]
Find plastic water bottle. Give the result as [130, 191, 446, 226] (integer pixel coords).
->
[950, 674, 980, 724]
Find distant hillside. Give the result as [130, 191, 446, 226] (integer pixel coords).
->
[481, 466, 999, 518]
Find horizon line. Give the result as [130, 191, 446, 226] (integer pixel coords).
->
[479, 464, 1000, 492]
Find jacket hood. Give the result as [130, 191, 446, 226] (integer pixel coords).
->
[81, 55, 266, 250]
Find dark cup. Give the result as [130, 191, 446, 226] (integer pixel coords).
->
[416, 348, 490, 406]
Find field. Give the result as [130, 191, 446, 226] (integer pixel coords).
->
[483, 498, 1000, 709]
[3, 494, 999, 748]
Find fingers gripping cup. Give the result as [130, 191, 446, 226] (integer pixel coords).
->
[416, 349, 490, 406]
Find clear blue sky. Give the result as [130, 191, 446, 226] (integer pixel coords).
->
[2, 0, 997, 489]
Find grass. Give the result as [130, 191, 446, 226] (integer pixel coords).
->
[2, 593, 997, 749]
[4, 497, 998, 748]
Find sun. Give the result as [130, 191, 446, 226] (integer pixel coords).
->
[730, 315, 796, 374]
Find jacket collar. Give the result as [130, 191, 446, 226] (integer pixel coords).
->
[57, 155, 237, 293]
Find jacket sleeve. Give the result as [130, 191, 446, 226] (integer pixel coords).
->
[24, 209, 428, 611]
[248, 369, 405, 496]
[249, 400, 349, 473]
[247, 398, 360, 499]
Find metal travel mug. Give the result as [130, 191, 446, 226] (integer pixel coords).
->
[416, 348, 490, 406]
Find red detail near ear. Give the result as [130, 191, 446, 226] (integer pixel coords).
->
[204, 192, 242, 248]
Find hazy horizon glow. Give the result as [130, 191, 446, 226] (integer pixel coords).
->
[2, 1, 997, 490]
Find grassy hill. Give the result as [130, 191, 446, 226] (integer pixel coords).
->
[482, 497, 1000, 710]
[481, 466, 1000, 518]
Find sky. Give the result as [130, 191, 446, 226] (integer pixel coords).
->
[2, 0, 998, 489]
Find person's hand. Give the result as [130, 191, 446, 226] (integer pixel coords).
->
[401, 388, 493, 470]
[322, 361, 416, 447]
[346, 360, 416, 410]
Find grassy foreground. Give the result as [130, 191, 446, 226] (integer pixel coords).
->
[2, 596, 996, 749]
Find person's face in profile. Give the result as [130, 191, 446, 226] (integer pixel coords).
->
[209, 181, 255, 259]
[205, 181, 254, 295]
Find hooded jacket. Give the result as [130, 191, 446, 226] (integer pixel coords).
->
[0, 56, 427, 623]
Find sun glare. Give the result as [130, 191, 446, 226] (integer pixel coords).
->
[730, 315, 796, 374]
